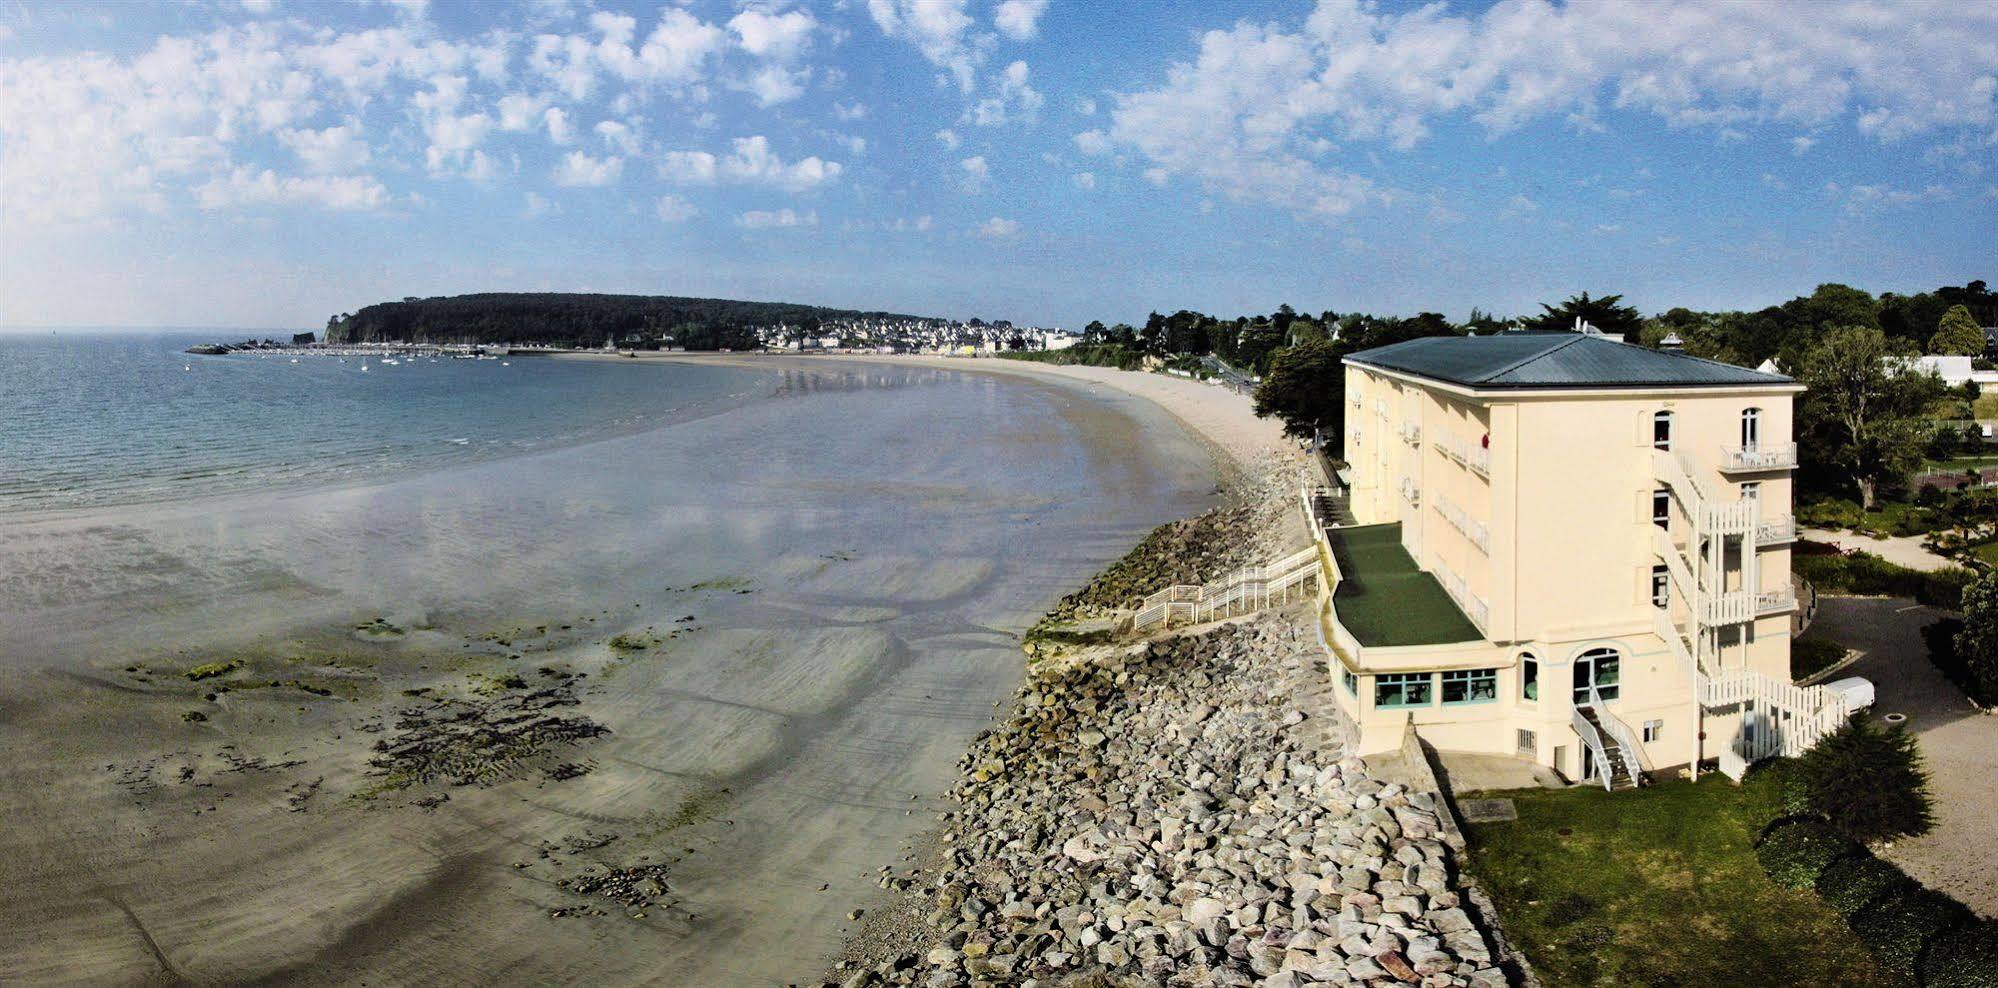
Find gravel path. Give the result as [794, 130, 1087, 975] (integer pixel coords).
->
[1808, 595, 1998, 918]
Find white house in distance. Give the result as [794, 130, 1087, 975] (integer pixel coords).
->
[1304, 331, 1859, 789]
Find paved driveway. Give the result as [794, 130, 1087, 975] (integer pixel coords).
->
[1808, 596, 1997, 918]
[1803, 528, 1958, 572]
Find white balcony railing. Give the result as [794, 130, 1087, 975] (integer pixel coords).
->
[1755, 587, 1797, 615]
[1439, 433, 1492, 478]
[1399, 476, 1421, 506]
[1720, 443, 1797, 472]
[1400, 421, 1422, 445]
[1757, 515, 1797, 545]
[1437, 496, 1491, 554]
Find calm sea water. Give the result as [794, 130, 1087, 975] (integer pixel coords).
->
[0, 331, 770, 512]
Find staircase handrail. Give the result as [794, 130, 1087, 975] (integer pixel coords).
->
[1589, 686, 1647, 776]
[1570, 705, 1614, 792]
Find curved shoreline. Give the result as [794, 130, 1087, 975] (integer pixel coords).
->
[0, 356, 1231, 986]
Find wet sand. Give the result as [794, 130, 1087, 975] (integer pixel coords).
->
[0, 359, 1229, 984]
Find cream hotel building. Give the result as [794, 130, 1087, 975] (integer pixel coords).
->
[1305, 331, 1854, 789]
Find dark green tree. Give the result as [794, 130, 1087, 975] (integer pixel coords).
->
[1951, 571, 1998, 702]
[1524, 291, 1645, 336]
[1791, 715, 1934, 844]
[1252, 339, 1348, 441]
[1797, 326, 1945, 508]
[1932, 304, 1987, 356]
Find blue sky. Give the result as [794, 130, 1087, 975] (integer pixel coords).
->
[1, 0, 1993, 331]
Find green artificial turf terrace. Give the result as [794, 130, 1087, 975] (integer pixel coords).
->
[1325, 523, 1483, 647]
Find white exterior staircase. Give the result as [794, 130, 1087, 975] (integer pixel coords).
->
[1131, 546, 1321, 631]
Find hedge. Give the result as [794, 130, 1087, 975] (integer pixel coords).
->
[1815, 854, 1914, 917]
[1852, 885, 1975, 977]
[1921, 922, 1998, 988]
[1754, 818, 1862, 891]
[1793, 551, 1974, 610]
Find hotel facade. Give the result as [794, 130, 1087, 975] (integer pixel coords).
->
[1306, 331, 1849, 788]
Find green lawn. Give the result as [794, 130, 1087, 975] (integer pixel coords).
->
[1325, 523, 1482, 646]
[1462, 773, 1905, 987]
[1973, 394, 1998, 419]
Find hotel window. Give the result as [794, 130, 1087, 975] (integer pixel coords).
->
[1574, 647, 1622, 703]
[1643, 719, 1664, 743]
[1651, 565, 1670, 608]
[1441, 668, 1499, 705]
[1342, 669, 1358, 696]
[1741, 407, 1763, 450]
[1741, 481, 1760, 503]
[1652, 488, 1672, 530]
[1521, 654, 1539, 701]
[1375, 672, 1434, 708]
[1652, 411, 1673, 451]
[1516, 729, 1536, 754]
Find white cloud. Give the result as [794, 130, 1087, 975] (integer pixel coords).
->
[1096, 0, 1998, 220]
[279, 123, 371, 174]
[654, 193, 697, 222]
[834, 101, 870, 121]
[1792, 135, 1818, 155]
[738, 63, 810, 106]
[533, 8, 726, 97]
[867, 0, 989, 91]
[729, 8, 816, 62]
[523, 191, 557, 217]
[1073, 129, 1111, 156]
[934, 128, 962, 150]
[544, 106, 575, 145]
[1074, 96, 1098, 116]
[552, 150, 621, 186]
[240, 0, 278, 14]
[1072, 171, 1095, 190]
[497, 93, 547, 131]
[195, 167, 390, 211]
[736, 207, 817, 229]
[994, 0, 1050, 42]
[596, 119, 640, 154]
[960, 154, 990, 188]
[967, 59, 1043, 126]
[657, 136, 842, 191]
[975, 216, 1020, 238]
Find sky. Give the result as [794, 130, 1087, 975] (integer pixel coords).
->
[1, 0, 1994, 331]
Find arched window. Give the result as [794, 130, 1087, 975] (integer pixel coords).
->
[1741, 407, 1762, 450]
[1652, 411, 1673, 450]
[1520, 653, 1539, 702]
[1572, 647, 1622, 705]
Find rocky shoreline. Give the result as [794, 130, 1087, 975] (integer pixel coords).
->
[821, 603, 1514, 986]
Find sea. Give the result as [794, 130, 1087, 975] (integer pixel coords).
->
[0, 330, 773, 512]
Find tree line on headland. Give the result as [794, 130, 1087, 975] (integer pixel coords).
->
[324, 292, 942, 350]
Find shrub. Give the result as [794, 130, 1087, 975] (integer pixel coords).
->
[1792, 550, 1973, 609]
[1791, 635, 1848, 680]
[1852, 885, 1973, 976]
[1814, 854, 1913, 917]
[1921, 921, 1998, 988]
[1754, 818, 1861, 891]
[1791, 716, 1935, 844]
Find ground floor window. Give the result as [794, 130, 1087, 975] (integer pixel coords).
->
[1643, 719, 1663, 743]
[1342, 669, 1358, 696]
[1521, 654, 1538, 701]
[1516, 728, 1536, 753]
[1375, 672, 1433, 708]
[1573, 647, 1622, 704]
[1441, 668, 1498, 704]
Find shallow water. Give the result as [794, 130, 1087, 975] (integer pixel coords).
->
[0, 353, 1219, 984]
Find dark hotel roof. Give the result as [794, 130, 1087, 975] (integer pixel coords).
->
[1345, 332, 1794, 390]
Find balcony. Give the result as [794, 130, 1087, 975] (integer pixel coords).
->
[1398, 476, 1421, 506]
[1756, 587, 1798, 615]
[1439, 433, 1492, 478]
[1720, 443, 1798, 472]
[1700, 587, 1799, 624]
[1400, 422, 1422, 446]
[1322, 523, 1483, 648]
[1757, 515, 1797, 545]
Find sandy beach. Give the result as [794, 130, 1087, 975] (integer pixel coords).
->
[0, 355, 1289, 985]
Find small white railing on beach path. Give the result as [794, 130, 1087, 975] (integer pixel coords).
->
[1131, 546, 1321, 632]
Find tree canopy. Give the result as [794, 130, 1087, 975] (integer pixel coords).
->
[1930, 304, 1986, 356]
[1524, 291, 1644, 336]
[1797, 326, 1946, 508]
[326, 292, 940, 348]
